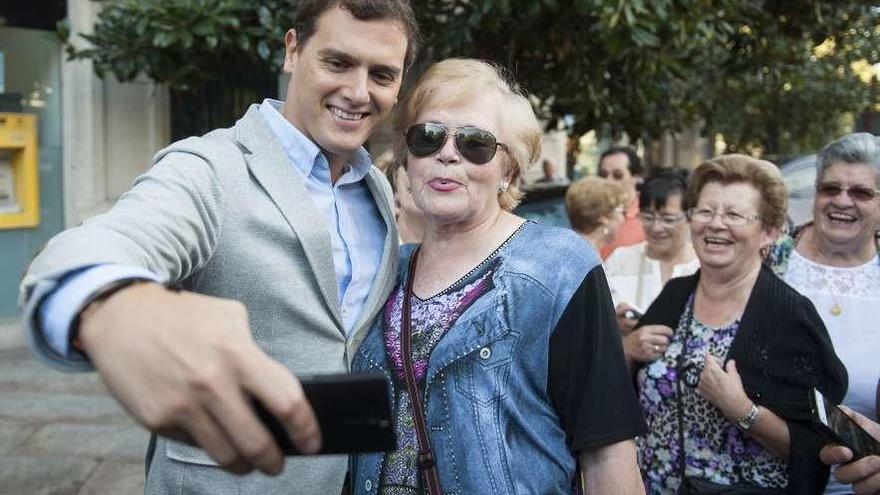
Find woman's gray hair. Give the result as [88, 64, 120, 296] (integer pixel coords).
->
[816, 133, 880, 186]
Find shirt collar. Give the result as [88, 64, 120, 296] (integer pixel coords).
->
[258, 99, 373, 183]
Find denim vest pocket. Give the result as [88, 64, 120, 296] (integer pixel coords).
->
[452, 328, 519, 407]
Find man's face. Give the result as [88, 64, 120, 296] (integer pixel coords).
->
[599, 152, 637, 200]
[281, 6, 407, 167]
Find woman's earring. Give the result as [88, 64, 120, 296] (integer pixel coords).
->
[603, 227, 610, 236]
[499, 180, 510, 192]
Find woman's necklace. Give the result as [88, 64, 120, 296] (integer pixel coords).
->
[829, 293, 842, 316]
[794, 225, 868, 316]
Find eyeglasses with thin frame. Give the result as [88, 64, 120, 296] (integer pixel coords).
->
[687, 207, 761, 227]
[637, 212, 686, 228]
[815, 182, 880, 203]
[404, 122, 508, 165]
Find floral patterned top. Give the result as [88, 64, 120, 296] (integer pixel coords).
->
[378, 255, 500, 495]
[636, 295, 788, 493]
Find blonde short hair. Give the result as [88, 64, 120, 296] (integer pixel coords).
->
[688, 154, 788, 231]
[565, 176, 627, 234]
[394, 58, 542, 211]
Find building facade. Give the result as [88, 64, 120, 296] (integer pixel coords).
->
[0, 0, 169, 317]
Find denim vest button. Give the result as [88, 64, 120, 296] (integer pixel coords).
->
[479, 347, 491, 359]
[365, 479, 373, 492]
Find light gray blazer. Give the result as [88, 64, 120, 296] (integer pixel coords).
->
[19, 105, 399, 494]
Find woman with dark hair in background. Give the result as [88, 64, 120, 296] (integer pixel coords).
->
[605, 170, 699, 348]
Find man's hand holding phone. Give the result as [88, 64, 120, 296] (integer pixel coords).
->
[79, 283, 322, 475]
[817, 400, 880, 494]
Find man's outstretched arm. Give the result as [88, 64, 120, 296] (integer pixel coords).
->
[78, 281, 321, 475]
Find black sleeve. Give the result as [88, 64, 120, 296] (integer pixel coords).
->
[547, 265, 648, 452]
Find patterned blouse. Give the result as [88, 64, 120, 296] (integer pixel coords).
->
[636, 295, 788, 493]
[378, 255, 501, 495]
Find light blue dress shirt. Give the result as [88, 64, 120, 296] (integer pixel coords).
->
[38, 99, 387, 357]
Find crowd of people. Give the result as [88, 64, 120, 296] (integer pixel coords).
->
[566, 139, 880, 494]
[17, 0, 880, 494]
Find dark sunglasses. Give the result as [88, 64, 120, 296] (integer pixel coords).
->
[404, 123, 508, 165]
[598, 169, 625, 181]
[816, 182, 880, 203]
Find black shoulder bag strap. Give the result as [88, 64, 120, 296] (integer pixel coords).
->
[401, 248, 443, 495]
[676, 300, 695, 494]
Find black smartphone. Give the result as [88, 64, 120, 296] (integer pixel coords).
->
[253, 373, 396, 455]
[809, 388, 880, 460]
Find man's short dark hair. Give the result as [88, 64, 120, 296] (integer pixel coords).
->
[293, 0, 420, 72]
[599, 146, 644, 176]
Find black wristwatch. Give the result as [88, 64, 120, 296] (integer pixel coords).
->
[68, 278, 151, 353]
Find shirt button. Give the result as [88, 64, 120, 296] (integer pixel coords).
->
[479, 347, 492, 360]
[365, 479, 373, 492]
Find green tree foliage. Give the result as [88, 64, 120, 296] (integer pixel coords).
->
[67, 0, 880, 154]
[702, 6, 880, 155]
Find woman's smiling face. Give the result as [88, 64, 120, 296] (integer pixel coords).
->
[812, 162, 880, 252]
[691, 182, 776, 274]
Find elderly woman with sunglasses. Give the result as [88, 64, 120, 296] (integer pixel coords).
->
[604, 170, 699, 345]
[350, 59, 646, 495]
[632, 155, 846, 494]
[768, 133, 880, 495]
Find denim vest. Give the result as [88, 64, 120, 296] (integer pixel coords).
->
[351, 222, 600, 494]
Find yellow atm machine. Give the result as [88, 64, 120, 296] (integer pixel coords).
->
[0, 112, 38, 229]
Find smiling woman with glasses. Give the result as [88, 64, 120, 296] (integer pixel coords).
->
[767, 132, 880, 495]
[604, 170, 699, 342]
[631, 155, 846, 494]
[350, 59, 646, 495]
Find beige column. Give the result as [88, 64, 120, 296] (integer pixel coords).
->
[63, 0, 170, 225]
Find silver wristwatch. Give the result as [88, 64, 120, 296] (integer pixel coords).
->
[736, 404, 761, 431]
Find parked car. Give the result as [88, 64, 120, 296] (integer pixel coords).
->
[514, 183, 571, 228]
[779, 154, 817, 230]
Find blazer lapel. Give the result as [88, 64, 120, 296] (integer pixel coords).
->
[234, 105, 343, 328]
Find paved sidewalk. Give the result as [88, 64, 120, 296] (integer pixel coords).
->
[0, 319, 148, 495]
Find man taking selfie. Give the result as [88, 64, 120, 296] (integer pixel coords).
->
[19, 1, 419, 493]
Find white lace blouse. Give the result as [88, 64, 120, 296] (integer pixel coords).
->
[782, 249, 880, 495]
[604, 241, 700, 312]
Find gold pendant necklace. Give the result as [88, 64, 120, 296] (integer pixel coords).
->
[830, 303, 842, 316]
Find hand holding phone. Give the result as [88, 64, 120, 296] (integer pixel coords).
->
[616, 303, 644, 336]
[623, 308, 643, 320]
[253, 373, 396, 456]
[810, 388, 880, 460]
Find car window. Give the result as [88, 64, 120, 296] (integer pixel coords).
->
[784, 165, 816, 197]
[781, 156, 817, 199]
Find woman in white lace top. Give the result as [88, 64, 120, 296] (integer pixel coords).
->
[605, 170, 700, 359]
[768, 132, 880, 495]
